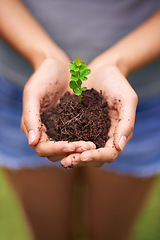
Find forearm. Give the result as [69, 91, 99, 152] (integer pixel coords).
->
[0, 0, 68, 69]
[101, 9, 160, 76]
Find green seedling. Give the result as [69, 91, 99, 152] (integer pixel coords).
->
[69, 56, 91, 103]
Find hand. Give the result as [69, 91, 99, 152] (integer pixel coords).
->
[61, 59, 138, 167]
[21, 57, 96, 162]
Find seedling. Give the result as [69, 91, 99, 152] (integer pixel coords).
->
[69, 56, 91, 102]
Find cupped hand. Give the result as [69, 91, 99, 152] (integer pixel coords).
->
[61, 58, 138, 168]
[21, 57, 96, 162]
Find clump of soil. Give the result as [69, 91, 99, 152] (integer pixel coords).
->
[41, 88, 111, 148]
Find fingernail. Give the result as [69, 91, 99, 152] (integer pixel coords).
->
[81, 157, 92, 162]
[88, 142, 96, 149]
[62, 147, 74, 152]
[28, 130, 35, 145]
[75, 147, 87, 152]
[119, 136, 126, 151]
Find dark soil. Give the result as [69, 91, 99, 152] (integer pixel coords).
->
[41, 88, 111, 148]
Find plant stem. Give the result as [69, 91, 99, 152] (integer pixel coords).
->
[78, 70, 82, 103]
[79, 95, 82, 103]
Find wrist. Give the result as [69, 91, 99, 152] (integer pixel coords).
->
[99, 48, 131, 77]
[29, 43, 70, 70]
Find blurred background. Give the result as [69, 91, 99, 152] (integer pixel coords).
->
[1, 167, 160, 240]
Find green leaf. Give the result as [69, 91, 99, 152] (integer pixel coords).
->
[74, 88, 82, 96]
[74, 60, 78, 66]
[76, 62, 81, 67]
[80, 69, 91, 77]
[79, 62, 87, 71]
[79, 70, 84, 76]
[76, 56, 82, 66]
[80, 76, 88, 81]
[81, 87, 87, 91]
[69, 57, 89, 99]
[83, 69, 91, 76]
[70, 70, 77, 75]
[74, 67, 79, 72]
[69, 61, 80, 71]
[69, 62, 75, 70]
[77, 79, 82, 87]
[70, 61, 79, 71]
[77, 56, 82, 63]
[71, 75, 79, 81]
[69, 81, 78, 89]
[74, 59, 81, 67]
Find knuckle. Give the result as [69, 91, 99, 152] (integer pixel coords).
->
[20, 119, 27, 135]
[107, 152, 118, 163]
[35, 146, 46, 157]
[131, 90, 138, 105]
[112, 152, 118, 161]
[105, 153, 117, 163]
[128, 132, 133, 141]
[129, 121, 134, 133]
[107, 158, 115, 163]
[126, 119, 135, 134]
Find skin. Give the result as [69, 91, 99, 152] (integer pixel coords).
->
[4, 167, 75, 240]
[0, 0, 160, 239]
[0, 0, 96, 161]
[0, 1, 159, 165]
[61, 9, 160, 167]
[61, 65, 137, 167]
[21, 58, 96, 162]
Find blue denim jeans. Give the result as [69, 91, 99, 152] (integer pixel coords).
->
[1, 74, 160, 177]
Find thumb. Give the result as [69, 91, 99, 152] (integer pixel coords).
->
[22, 89, 42, 146]
[114, 102, 137, 151]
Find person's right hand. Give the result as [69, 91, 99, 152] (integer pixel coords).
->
[60, 63, 138, 168]
[21, 56, 96, 162]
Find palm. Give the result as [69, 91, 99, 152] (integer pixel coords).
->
[61, 64, 138, 167]
[22, 58, 96, 163]
[29, 58, 70, 112]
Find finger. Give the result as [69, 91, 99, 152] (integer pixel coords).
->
[61, 155, 97, 168]
[61, 152, 104, 168]
[33, 140, 80, 158]
[60, 141, 96, 167]
[114, 94, 138, 151]
[80, 148, 118, 163]
[22, 86, 42, 146]
[62, 158, 104, 168]
[20, 119, 28, 136]
[73, 141, 96, 152]
[61, 153, 81, 168]
[21, 126, 72, 162]
[80, 137, 120, 163]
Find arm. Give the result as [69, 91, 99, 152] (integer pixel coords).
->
[0, 0, 95, 161]
[91, 9, 160, 77]
[0, 0, 68, 69]
[61, 9, 160, 167]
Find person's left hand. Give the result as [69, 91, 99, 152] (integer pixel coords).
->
[21, 57, 96, 163]
[61, 57, 138, 168]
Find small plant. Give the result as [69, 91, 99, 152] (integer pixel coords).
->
[69, 56, 91, 102]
